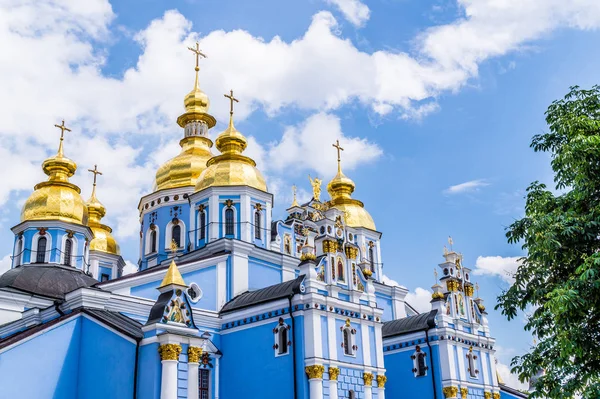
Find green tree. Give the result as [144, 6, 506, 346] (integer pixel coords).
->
[497, 86, 600, 398]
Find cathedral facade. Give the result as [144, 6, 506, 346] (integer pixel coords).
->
[0, 45, 526, 399]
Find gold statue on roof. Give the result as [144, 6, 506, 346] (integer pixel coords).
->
[308, 175, 322, 201]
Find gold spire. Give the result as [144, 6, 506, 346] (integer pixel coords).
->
[21, 120, 88, 224]
[326, 140, 375, 230]
[291, 185, 299, 207]
[85, 165, 120, 255]
[159, 260, 187, 288]
[195, 90, 267, 192]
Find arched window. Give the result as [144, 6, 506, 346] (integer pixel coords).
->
[150, 230, 157, 253]
[274, 318, 290, 356]
[412, 346, 428, 377]
[15, 238, 23, 266]
[369, 245, 375, 270]
[36, 237, 47, 263]
[337, 257, 345, 282]
[466, 347, 478, 378]
[343, 325, 355, 356]
[172, 225, 181, 248]
[199, 369, 210, 399]
[64, 238, 73, 266]
[225, 208, 234, 236]
[199, 211, 206, 240]
[254, 211, 261, 240]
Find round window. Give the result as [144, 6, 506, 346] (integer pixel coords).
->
[187, 282, 203, 303]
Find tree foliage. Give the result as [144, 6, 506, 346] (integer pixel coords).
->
[497, 86, 600, 398]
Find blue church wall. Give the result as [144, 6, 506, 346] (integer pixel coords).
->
[375, 293, 393, 321]
[130, 265, 218, 311]
[77, 317, 136, 399]
[99, 265, 112, 280]
[137, 342, 162, 399]
[219, 315, 296, 399]
[0, 318, 81, 399]
[321, 316, 329, 358]
[248, 257, 282, 290]
[369, 326, 377, 366]
[141, 202, 191, 270]
[383, 344, 441, 399]
[177, 343, 189, 399]
[323, 367, 369, 399]
[334, 318, 364, 365]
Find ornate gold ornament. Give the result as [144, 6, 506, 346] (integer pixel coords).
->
[461, 387, 468, 398]
[291, 185, 299, 207]
[446, 280, 460, 292]
[493, 393, 500, 399]
[254, 203, 262, 211]
[465, 285, 474, 297]
[432, 291, 445, 300]
[169, 239, 179, 252]
[484, 392, 492, 399]
[224, 199, 234, 208]
[376, 375, 387, 388]
[308, 175, 322, 201]
[300, 252, 316, 261]
[363, 372, 374, 386]
[158, 343, 182, 361]
[305, 364, 325, 379]
[362, 268, 373, 278]
[188, 346, 203, 363]
[443, 386, 458, 398]
[345, 246, 358, 259]
[328, 367, 340, 381]
[322, 239, 337, 253]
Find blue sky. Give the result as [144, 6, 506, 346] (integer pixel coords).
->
[1, 0, 599, 388]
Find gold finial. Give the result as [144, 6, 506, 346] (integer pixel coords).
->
[88, 164, 102, 187]
[169, 238, 179, 252]
[159, 259, 187, 288]
[308, 174, 322, 201]
[448, 236, 454, 251]
[475, 282, 480, 297]
[54, 120, 72, 156]
[332, 139, 344, 173]
[443, 245, 448, 255]
[291, 184, 299, 207]
[434, 268, 438, 283]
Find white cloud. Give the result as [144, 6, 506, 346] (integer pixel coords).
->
[122, 260, 138, 276]
[325, 0, 371, 27]
[443, 179, 489, 195]
[0, 254, 11, 276]
[474, 255, 522, 283]
[405, 287, 433, 314]
[381, 274, 402, 287]
[497, 360, 529, 391]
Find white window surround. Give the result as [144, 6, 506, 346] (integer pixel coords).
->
[221, 205, 237, 239]
[341, 320, 356, 357]
[273, 318, 291, 357]
[59, 234, 78, 267]
[31, 232, 53, 264]
[253, 210, 262, 241]
[411, 346, 428, 377]
[165, 219, 186, 249]
[198, 210, 207, 240]
[13, 237, 23, 267]
[466, 347, 479, 379]
[145, 226, 159, 255]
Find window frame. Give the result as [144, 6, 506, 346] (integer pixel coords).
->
[341, 320, 356, 357]
[199, 368, 210, 399]
[411, 346, 429, 377]
[36, 236, 48, 263]
[273, 317, 291, 357]
[63, 238, 73, 266]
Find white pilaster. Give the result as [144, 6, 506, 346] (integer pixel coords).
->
[209, 196, 219, 241]
[160, 360, 178, 399]
[374, 325, 384, 367]
[329, 380, 339, 399]
[241, 194, 250, 242]
[187, 362, 199, 399]
[378, 387, 386, 399]
[327, 315, 338, 361]
[361, 324, 372, 367]
[364, 385, 373, 399]
[216, 260, 227, 310]
[231, 253, 249, 296]
[304, 310, 322, 358]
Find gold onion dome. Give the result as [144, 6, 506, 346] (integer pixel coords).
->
[195, 91, 267, 192]
[327, 141, 376, 231]
[154, 43, 216, 191]
[86, 166, 119, 255]
[21, 121, 88, 225]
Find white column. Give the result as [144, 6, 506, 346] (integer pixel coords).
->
[329, 380, 339, 399]
[378, 387, 386, 399]
[306, 365, 324, 399]
[241, 194, 250, 242]
[231, 253, 249, 296]
[209, 195, 219, 241]
[363, 374, 373, 399]
[376, 376, 387, 399]
[215, 356, 220, 399]
[187, 347, 201, 399]
[159, 344, 181, 399]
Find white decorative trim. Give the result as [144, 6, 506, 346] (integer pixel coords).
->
[31, 231, 52, 264]
[273, 318, 291, 357]
[13, 236, 23, 267]
[221, 203, 238, 239]
[165, 219, 186, 249]
[145, 225, 159, 255]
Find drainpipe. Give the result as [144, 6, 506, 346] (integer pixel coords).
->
[133, 337, 140, 399]
[425, 328, 438, 399]
[288, 296, 298, 399]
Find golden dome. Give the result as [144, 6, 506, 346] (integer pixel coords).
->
[21, 130, 88, 225]
[154, 137, 214, 191]
[326, 157, 376, 231]
[86, 179, 120, 256]
[195, 93, 267, 192]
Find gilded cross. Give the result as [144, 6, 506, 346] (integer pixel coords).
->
[54, 120, 71, 140]
[292, 184, 297, 199]
[332, 139, 344, 163]
[187, 42, 207, 71]
[88, 164, 103, 186]
[224, 89, 239, 116]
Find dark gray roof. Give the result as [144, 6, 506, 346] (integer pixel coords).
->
[221, 275, 305, 314]
[500, 384, 529, 398]
[382, 310, 437, 338]
[146, 291, 175, 325]
[0, 265, 99, 299]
